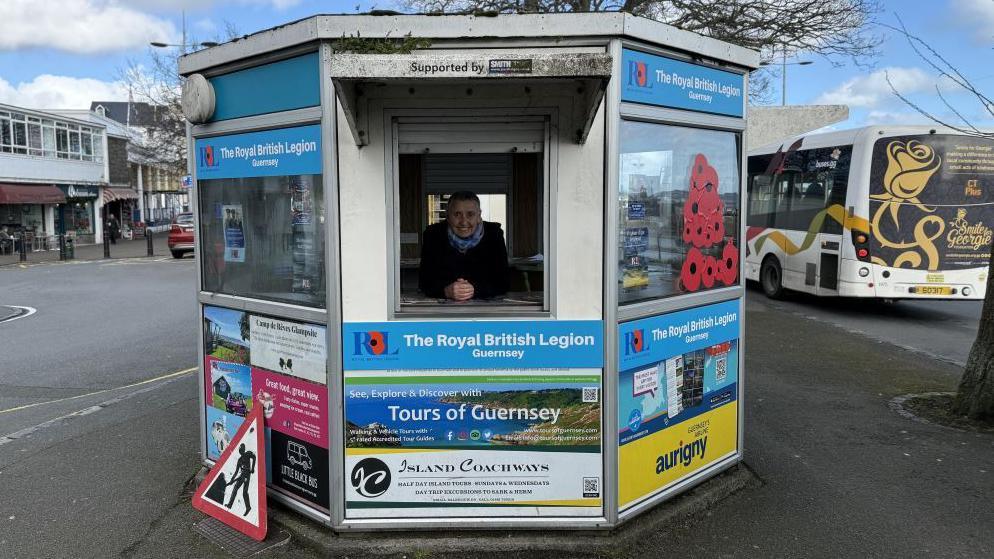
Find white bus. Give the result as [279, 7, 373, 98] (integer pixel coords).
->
[746, 126, 993, 299]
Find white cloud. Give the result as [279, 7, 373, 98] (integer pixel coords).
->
[0, 75, 128, 110]
[952, 0, 994, 43]
[0, 1, 175, 54]
[813, 67, 945, 109]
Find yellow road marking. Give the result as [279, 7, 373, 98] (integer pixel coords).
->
[0, 366, 196, 416]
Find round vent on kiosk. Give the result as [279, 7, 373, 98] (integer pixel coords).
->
[181, 74, 215, 124]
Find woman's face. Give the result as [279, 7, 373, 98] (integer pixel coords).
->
[446, 199, 482, 238]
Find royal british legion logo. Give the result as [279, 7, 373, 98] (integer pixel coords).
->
[199, 145, 218, 169]
[353, 331, 399, 356]
[623, 328, 647, 356]
[628, 60, 651, 88]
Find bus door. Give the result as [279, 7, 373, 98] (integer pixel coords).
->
[785, 146, 850, 293]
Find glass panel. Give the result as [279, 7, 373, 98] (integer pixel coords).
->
[56, 128, 69, 158]
[13, 121, 27, 147]
[28, 123, 41, 149]
[81, 132, 92, 156]
[618, 121, 741, 305]
[92, 132, 103, 159]
[0, 118, 10, 146]
[199, 174, 326, 308]
[42, 126, 55, 155]
[69, 131, 80, 159]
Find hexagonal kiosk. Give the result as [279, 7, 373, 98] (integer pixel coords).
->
[182, 12, 756, 531]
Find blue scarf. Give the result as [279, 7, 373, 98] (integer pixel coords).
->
[447, 222, 484, 253]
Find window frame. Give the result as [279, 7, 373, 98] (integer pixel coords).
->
[386, 111, 555, 318]
[615, 104, 746, 322]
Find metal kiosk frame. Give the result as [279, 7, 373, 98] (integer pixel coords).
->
[182, 12, 758, 532]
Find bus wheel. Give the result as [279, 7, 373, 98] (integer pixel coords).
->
[760, 257, 785, 299]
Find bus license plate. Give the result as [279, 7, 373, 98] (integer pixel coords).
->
[912, 286, 953, 295]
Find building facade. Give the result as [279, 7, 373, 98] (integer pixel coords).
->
[0, 103, 113, 246]
[91, 101, 189, 227]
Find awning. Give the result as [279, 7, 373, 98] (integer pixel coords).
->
[0, 183, 66, 204]
[329, 52, 612, 146]
[102, 187, 140, 203]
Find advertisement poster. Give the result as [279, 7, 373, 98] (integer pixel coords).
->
[222, 204, 246, 262]
[206, 405, 245, 461]
[203, 304, 330, 512]
[344, 371, 603, 518]
[249, 315, 327, 384]
[617, 300, 741, 511]
[252, 368, 328, 449]
[206, 357, 253, 417]
[342, 320, 603, 370]
[868, 134, 994, 270]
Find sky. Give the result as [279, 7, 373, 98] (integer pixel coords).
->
[0, 0, 992, 131]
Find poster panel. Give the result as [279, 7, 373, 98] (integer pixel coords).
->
[343, 370, 603, 518]
[250, 315, 327, 384]
[620, 48, 745, 117]
[222, 204, 246, 262]
[617, 300, 741, 511]
[203, 304, 330, 512]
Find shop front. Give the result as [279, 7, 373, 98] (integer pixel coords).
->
[0, 182, 65, 252]
[56, 184, 100, 244]
[181, 12, 757, 532]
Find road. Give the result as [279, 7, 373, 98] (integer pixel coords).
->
[0, 260, 990, 558]
[746, 283, 983, 365]
[0, 257, 206, 559]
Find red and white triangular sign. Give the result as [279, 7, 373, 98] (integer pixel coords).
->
[193, 406, 267, 541]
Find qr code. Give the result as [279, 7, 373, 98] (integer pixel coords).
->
[583, 477, 600, 498]
[716, 356, 727, 382]
[582, 387, 599, 403]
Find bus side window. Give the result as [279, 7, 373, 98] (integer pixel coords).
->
[821, 145, 852, 234]
[747, 173, 775, 227]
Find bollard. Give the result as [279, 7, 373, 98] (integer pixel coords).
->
[103, 228, 111, 258]
[146, 228, 154, 256]
[18, 235, 27, 262]
[59, 234, 66, 261]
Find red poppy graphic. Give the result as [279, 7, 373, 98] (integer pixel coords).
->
[689, 153, 720, 192]
[680, 247, 705, 292]
[366, 331, 387, 355]
[701, 255, 717, 289]
[719, 242, 740, 285]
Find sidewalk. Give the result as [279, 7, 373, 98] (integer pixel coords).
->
[118, 297, 994, 558]
[0, 233, 174, 267]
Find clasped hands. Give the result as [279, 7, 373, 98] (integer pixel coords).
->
[444, 278, 475, 301]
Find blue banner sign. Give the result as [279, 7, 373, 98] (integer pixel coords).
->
[621, 49, 745, 117]
[195, 124, 322, 180]
[618, 299, 740, 371]
[343, 321, 604, 370]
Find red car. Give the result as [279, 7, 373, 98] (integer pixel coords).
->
[168, 213, 195, 258]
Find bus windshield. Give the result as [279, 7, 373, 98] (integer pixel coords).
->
[868, 134, 994, 271]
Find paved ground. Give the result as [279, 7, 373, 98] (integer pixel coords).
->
[750, 283, 983, 365]
[0, 232, 178, 268]
[1, 259, 991, 558]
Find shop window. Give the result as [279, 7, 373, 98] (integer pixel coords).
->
[199, 174, 326, 308]
[618, 121, 741, 305]
[397, 150, 545, 311]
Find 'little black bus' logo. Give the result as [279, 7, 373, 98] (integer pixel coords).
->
[353, 331, 398, 356]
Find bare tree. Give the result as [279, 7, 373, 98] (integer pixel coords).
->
[886, 20, 994, 420]
[120, 26, 240, 176]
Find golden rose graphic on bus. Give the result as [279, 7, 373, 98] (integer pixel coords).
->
[869, 135, 994, 270]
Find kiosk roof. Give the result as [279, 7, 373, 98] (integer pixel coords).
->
[179, 12, 760, 76]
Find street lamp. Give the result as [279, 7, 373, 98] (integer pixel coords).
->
[760, 52, 813, 106]
[150, 41, 218, 50]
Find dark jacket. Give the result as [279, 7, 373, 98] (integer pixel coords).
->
[418, 221, 509, 299]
